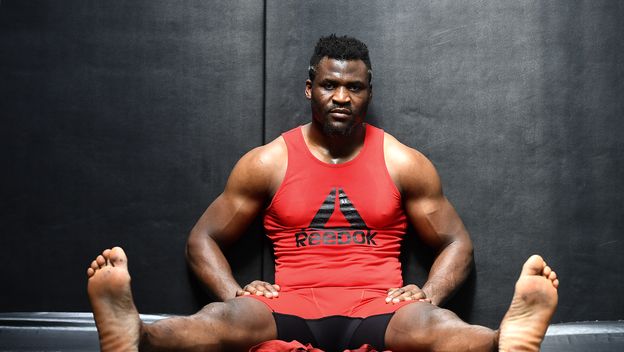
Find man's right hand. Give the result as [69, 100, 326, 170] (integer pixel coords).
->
[236, 281, 281, 298]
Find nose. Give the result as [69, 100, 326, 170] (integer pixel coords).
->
[332, 87, 351, 105]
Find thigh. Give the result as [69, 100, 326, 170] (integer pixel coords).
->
[384, 302, 496, 352]
[194, 297, 277, 346]
[143, 297, 277, 351]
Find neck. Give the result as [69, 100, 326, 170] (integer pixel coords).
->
[304, 121, 366, 164]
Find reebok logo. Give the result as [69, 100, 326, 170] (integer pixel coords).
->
[295, 188, 377, 247]
[295, 229, 377, 247]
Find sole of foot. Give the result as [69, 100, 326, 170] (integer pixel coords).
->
[499, 254, 559, 352]
[87, 247, 141, 352]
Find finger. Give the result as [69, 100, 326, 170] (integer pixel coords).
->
[386, 289, 401, 300]
[252, 285, 267, 296]
[269, 287, 279, 297]
[391, 294, 410, 303]
[392, 290, 419, 303]
[243, 285, 259, 295]
[386, 289, 397, 297]
[386, 288, 404, 303]
[262, 283, 279, 298]
[400, 290, 419, 300]
[385, 291, 393, 303]
[408, 290, 427, 300]
[389, 284, 418, 295]
[236, 288, 254, 296]
[250, 281, 281, 297]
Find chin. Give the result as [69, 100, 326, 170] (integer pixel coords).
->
[323, 120, 356, 136]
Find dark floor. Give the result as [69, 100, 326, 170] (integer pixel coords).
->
[0, 313, 623, 351]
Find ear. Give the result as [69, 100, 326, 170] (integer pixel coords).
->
[305, 79, 312, 100]
[368, 84, 373, 100]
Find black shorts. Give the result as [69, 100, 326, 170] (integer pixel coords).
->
[272, 312, 393, 351]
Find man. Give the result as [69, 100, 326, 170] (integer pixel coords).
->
[87, 35, 559, 351]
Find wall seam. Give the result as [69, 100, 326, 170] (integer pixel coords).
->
[260, 0, 267, 281]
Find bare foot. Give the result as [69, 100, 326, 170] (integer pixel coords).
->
[499, 255, 559, 351]
[87, 247, 141, 352]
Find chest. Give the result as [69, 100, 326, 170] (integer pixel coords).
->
[266, 165, 405, 231]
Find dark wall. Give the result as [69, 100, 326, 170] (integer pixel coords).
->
[2, 1, 623, 328]
[263, 0, 624, 327]
[1, 1, 265, 314]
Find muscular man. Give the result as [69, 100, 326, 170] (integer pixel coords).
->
[87, 35, 559, 351]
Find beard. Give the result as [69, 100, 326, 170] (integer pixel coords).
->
[322, 117, 359, 136]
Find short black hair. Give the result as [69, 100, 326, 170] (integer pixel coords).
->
[309, 34, 372, 83]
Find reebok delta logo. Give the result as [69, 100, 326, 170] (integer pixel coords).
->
[295, 188, 377, 247]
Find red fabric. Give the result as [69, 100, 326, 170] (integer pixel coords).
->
[253, 124, 409, 319]
[248, 286, 414, 319]
[249, 340, 323, 352]
[250, 339, 389, 352]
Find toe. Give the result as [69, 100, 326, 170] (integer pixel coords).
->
[91, 260, 100, 271]
[522, 255, 545, 276]
[549, 271, 557, 281]
[109, 247, 128, 268]
[102, 249, 112, 265]
[87, 267, 95, 277]
[96, 255, 106, 267]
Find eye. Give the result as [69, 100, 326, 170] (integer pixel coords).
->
[348, 85, 362, 92]
[323, 83, 334, 90]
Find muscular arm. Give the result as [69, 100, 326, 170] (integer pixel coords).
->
[386, 134, 474, 306]
[186, 140, 285, 301]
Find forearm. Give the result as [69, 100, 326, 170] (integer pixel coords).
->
[186, 230, 242, 301]
[421, 239, 474, 306]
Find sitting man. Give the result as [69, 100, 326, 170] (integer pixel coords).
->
[87, 34, 559, 351]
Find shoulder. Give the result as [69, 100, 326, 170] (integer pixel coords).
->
[383, 131, 442, 198]
[237, 135, 287, 173]
[227, 135, 288, 198]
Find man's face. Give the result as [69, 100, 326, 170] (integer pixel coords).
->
[306, 57, 372, 136]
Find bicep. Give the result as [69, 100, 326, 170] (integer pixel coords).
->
[192, 189, 264, 246]
[190, 149, 276, 246]
[406, 195, 470, 250]
[397, 149, 470, 250]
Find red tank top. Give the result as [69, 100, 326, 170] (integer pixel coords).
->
[264, 124, 408, 290]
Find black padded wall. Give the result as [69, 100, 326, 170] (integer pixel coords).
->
[1, 1, 265, 314]
[264, 1, 624, 327]
[2, 0, 623, 329]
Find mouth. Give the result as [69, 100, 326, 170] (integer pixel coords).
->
[328, 108, 352, 119]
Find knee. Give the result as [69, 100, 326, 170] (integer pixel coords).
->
[194, 302, 237, 327]
[194, 299, 271, 332]
[193, 299, 275, 346]
[424, 307, 460, 326]
[390, 305, 460, 344]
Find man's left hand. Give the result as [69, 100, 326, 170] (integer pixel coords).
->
[385, 284, 431, 304]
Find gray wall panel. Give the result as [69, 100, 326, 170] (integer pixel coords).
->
[265, 0, 624, 327]
[1, 1, 265, 314]
[2, 0, 623, 329]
